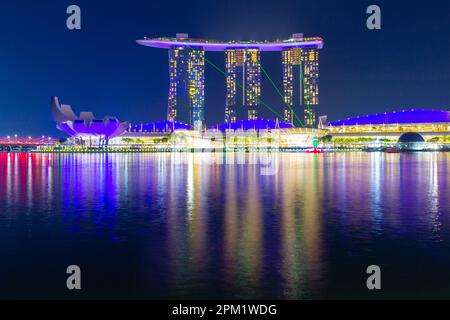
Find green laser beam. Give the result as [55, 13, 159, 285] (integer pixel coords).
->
[200, 52, 285, 120]
[258, 62, 305, 128]
[173, 46, 316, 128]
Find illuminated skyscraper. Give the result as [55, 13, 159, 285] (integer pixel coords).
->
[282, 34, 320, 126]
[167, 36, 205, 130]
[302, 48, 319, 126]
[225, 49, 261, 123]
[138, 33, 323, 127]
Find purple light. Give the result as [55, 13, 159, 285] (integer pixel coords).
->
[328, 109, 450, 126]
[137, 38, 324, 51]
[211, 119, 293, 132]
[51, 96, 129, 139]
[128, 121, 193, 133]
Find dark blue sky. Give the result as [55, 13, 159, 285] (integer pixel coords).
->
[1, 0, 449, 136]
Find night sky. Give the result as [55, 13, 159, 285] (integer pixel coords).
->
[1, 0, 449, 136]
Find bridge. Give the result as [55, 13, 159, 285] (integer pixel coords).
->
[0, 137, 58, 151]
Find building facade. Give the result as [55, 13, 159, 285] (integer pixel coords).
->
[168, 44, 205, 130]
[282, 46, 320, 127]
[225, 49, 261, 123]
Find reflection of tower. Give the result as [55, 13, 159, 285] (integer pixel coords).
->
[168, 40, 205, 130]
[282, 34, 320, 126]
[225, 49, 261, 123]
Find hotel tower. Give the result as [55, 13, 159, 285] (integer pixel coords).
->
[138, 33, 323, 129]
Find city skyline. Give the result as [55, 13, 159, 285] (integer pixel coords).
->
[1, 0, 449, 137]
[1, 0, 450, 304]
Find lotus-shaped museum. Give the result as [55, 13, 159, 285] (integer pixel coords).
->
[51, 96, 129, 139]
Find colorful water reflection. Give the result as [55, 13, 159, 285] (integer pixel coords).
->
[0, 152, 448, 299]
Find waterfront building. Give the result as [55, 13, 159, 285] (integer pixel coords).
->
[137, 34, 324, 127]
[326, 109, 450, 147]
[282, 34, 320, 126]
[167, 35, 205, 130]
[210, 119, 292, 132]
[51, 96, 129, 145]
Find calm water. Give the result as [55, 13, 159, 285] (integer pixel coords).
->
[0, 152, 449, 299]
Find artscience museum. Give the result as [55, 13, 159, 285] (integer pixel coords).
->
[51, 96, 130, 145]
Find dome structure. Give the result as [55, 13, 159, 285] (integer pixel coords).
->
[51, 96, 129, 139]
[398, 132, 425, 143]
